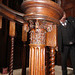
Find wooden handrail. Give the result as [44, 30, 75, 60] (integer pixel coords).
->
[0, 3, 25, 23]
[0, 3, 25, 16]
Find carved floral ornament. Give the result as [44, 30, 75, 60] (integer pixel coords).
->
[30, 28, 46, 44]
[29, 20, 54, 32]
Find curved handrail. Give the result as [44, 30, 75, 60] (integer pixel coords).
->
[0, 3, 25, 16]
[0, 3, 25, 23]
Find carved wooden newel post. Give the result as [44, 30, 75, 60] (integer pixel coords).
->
[9, 21, 15, 75]
[0, 0, 64, 75]
[21, 0, 63, 75]
[29, 28, 46, 75]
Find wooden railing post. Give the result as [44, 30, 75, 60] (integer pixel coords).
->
[22, 23, 29, 75]
[9, 21, 15, 75]
[29, 28, 46, 75]
[46, 25, 57, 75]
[49, 47, 55, 75]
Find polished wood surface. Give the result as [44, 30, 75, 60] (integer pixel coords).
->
[21, 0, 63, 24]
[0, 16, 2, 29]
[46, 25, 57, 75]
[9, 21, 15, 75]
[0, 0, 64, 75]
[22, 23, 29, 42]
[46, 25, 57, 47]
[49, 47, 55, 75]
[0, 3, 24, 23]
[9, 21, 15, 37]
[29, 44, 45, 75]
[29, 28, 46, 75]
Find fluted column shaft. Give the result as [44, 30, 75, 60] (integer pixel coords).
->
[29, 29, 46, 75]
[29, 45, 45, 75]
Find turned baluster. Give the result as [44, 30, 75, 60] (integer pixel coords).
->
[9, 21, 15, 75]
[22, 23, 29, 75]
[49, 47, 55, 75]
[46, 25, 57, 75]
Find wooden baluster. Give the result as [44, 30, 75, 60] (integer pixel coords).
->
[0, 16, 2, 29]
[46, 25, 57, 75]
[9, 21, 15, 75]
[49, 47, 55, 75]
[22, 23, 28, 75]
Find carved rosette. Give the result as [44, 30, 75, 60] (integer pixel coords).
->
[30, 28, 46, 45]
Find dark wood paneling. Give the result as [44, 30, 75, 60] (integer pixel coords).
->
[61, 0, 75, 17]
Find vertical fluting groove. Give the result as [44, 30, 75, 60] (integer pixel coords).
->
[33, 47, 35, 75]
[34, 47, 36, 75]
[9, 37, 14, 75]
[29, 48, 31, 75]
[39, 47, 41, 75]
[37, 47, 39, 75]
[35, 47, 38, 75]
[31, 47, 34, 75]
[40, 48, 42, 75]
[42, 48, 45, 75]
[49, 47, 55, 75]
